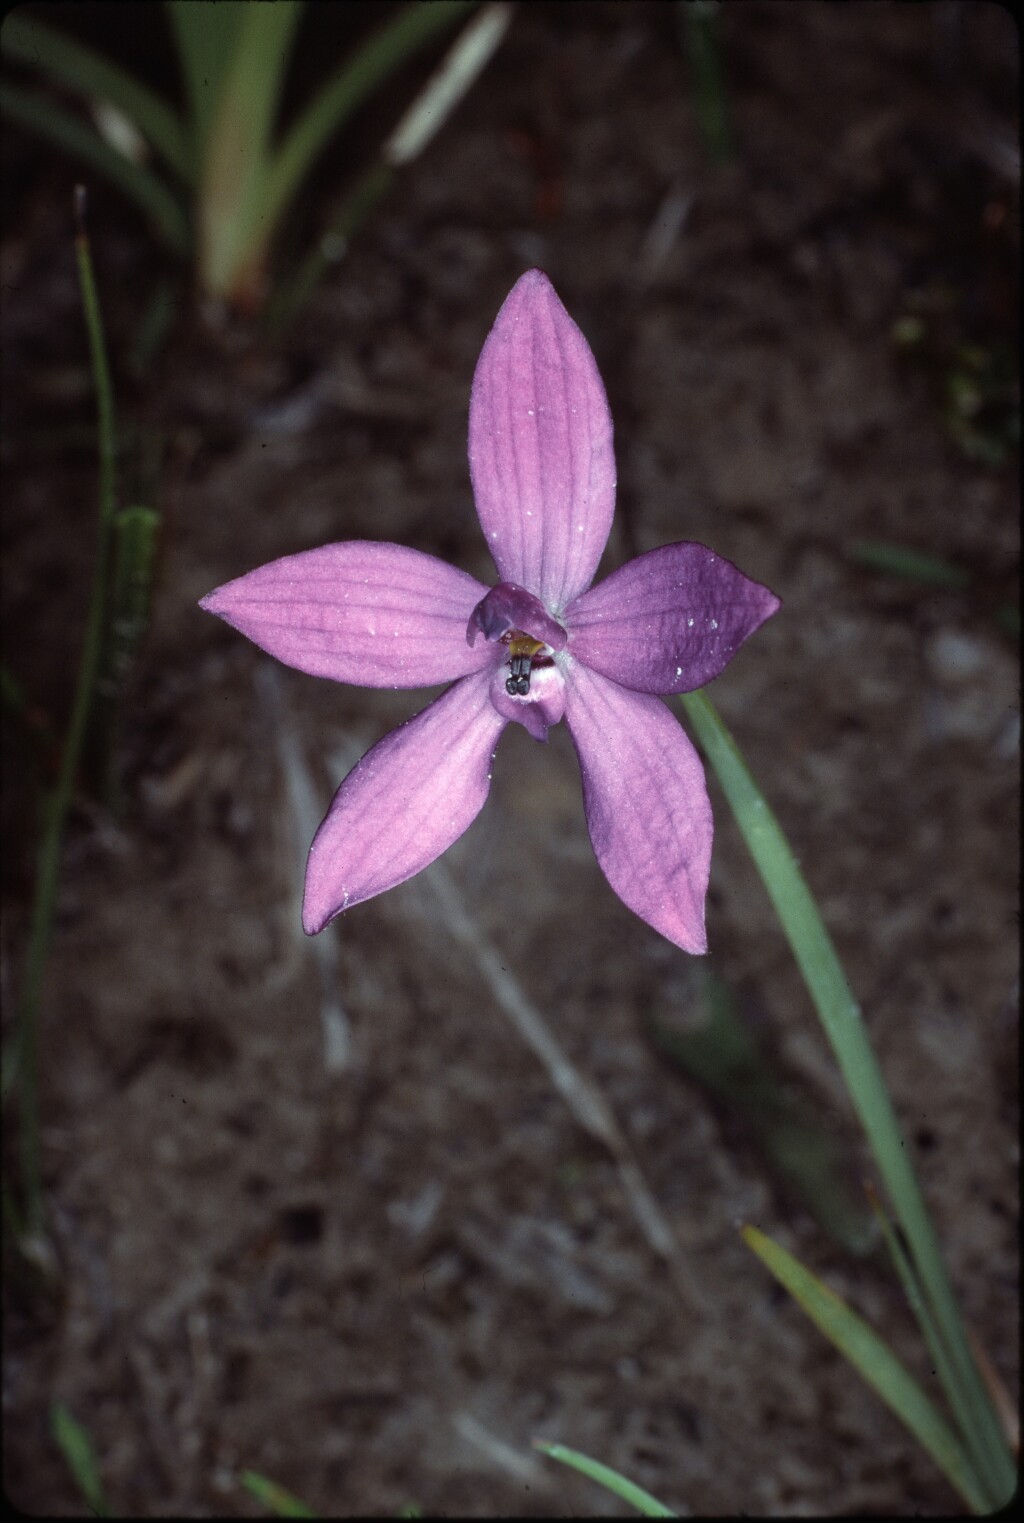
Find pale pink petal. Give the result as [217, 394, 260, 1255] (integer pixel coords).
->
[563, 662, 712, 954]
[567, 543, 780, 694]
[468, 270, 616, 613]
[201, 541, 494, 688]
[303, 676, 506, 932]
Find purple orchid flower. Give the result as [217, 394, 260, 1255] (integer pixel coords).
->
[200, 271, 779, 953]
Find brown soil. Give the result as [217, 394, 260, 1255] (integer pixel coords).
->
[2, 2, 1018, 1515]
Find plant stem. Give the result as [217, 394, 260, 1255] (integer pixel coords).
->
[8, 189, 119, 1233]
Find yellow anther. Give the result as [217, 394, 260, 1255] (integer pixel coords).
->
[508, 632, 545, 659]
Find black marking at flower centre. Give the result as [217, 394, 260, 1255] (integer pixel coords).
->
[506, 653, 533, 696]
[504, 631, 546, 697]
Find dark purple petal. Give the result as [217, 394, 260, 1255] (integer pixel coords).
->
[466, 581, 567, 651]
[487, 661, 566, 741]
[303, 676, 507, 933]
[566, 543, 780, 695]
[563, 662, 712, 954]
[200, 541, 494, 689]
[468, 270, 616, 613]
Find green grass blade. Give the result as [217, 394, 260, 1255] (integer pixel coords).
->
[680, 689, 1015, 1506]
[263, 0, 470, 241]
[741, 1227, 988, 1513]
[164, 0, 244, 167]
[6, 191, 119, 1239]
[128, 277, 182, 379]
[240, 1470, 316, 1518]
[267, 2, 510, 335]
[849, 540, 972, 590]
[863, 1182, 986, 1475]
[381, 1, 512, 168]
[1, 11, 191, 182]
[92, 505, 161, 808]
[534, 1441, 677, 1517]
[196, 0, 304, 303]
[677, 0, 733, 165]
[51, 1402, 110, 1517]
[0, 80, 190, 256]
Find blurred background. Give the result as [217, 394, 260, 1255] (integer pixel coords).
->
[2, 1, 1018, 1513]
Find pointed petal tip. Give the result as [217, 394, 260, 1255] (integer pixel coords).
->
[199, 581, 242, 622]
[652, 893, 709, 956]
[301, 895, 331, 937]
[508, 267, 555, 301]
[681, 923, 709, 957]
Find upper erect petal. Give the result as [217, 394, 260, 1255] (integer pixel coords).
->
[566, 543, 780, 695]
[200, 541, 494, 689]
[468, 269, 616, 613]
[562, 662, 712, 954]
[303, 675, 507, 933]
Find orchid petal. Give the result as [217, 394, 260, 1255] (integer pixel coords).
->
[469, 270, 616, 613]
[563, 662, 712, 954]
[567, 543, 780, 695]
[201, 542, 494, 688]
[303, 676, 506, 933]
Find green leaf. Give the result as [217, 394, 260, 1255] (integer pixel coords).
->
[195, 0, 304, 302]
[680, 689, 1016, 1508]
[51, 1402, 109, 1517]
[164, 0, 246, 169]
[5, 191, 124, 1241]
[241, 1470, 316, 1518]
[863, 1182, 987, 1482]
[2, 12, 191, 182]
[0, 80, 190, 255]
[678, 0, 733, 165]
[263, 0, 470, 250]
[741, 1227, 988, 1512]
[268, 3, 511, 334]
[534, 1440, 677, 1517]
[91, 505, 161, 807]
[381, 1, 512, 168]
[103, 505, 161, 681]
[849, 540, 972, 590]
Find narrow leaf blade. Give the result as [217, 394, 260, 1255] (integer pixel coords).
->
[534, 1440, 677, 1517]
[741, 1226, 988, 1512]
[1, 81, 190, 254]
[2, 12, 190, 181]
[681, 688, 1015, 1505]
[51, 1402, 109, 1517]
[240, 1470, 316, 1518]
